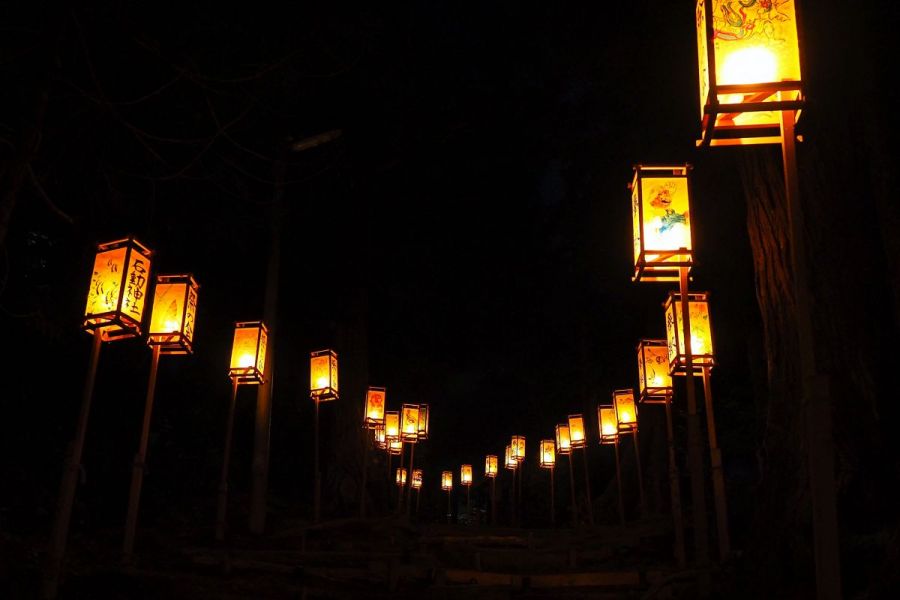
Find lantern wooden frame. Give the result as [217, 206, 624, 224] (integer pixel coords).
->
[631, 165, 694, 283]
[637, 339, 673, 404]
[401, 404, 420, 442]
[461, 464, 473, 486]
[441, 471, 453, 491]
[598, 405, 619, 445]
[555, 424, 572, 456]
[411, 469, 423, 489]
[485, 455, 498, 478]
[417, 404, 430, 440]
[613, 389, 638, 434]
[665, 291, 715, 375]
[384, 411, 400, 442]
[540, 439, 556, 468]
[364, 386, 386, 429]
[505, 445, 517, 470]
[567, 414, 586, 449]
[148, 274, 199, 355]
[388, 439, 403, 456]
[696, 0, 804, 147]
[83, 237, 153, 341]
[395, 468, 407, 487]
[374, 423, 386, 449]
[511, 435, 526, 463]
[228, 321, 268, 384]
[309, 349, 339, 401]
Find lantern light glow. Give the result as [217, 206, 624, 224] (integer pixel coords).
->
[485, 455, 498, 478]
[384, 411, 400, 442]
[637, 339, 673, 403]
[83, 237, 153, 341]
[364, 387, 386, 428]
[461, 464, 473, 486]
[505, 445, 517, 470]
[598, 406, 619, 445]
[555, 424, 572, 455]
[567, 415, 586, 449]
[417, 404, 430, 440]
[148, 275, 199, 355]
[511, 436, 526, 463]
[613, 389, 638, 434]
[401, 404, 420, 442]
[631, 165, 693, 283]
[395, 468, 407, 487]
[310, 349, 339, 401]
[540, 440, 556, 468]
[412, 469, 423, 489]
[664, 292, 715, 375]
[441, 471, 453, 491]
[228, 322, 268, 384]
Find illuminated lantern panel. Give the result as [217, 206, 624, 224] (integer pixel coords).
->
[555, 424, 572, 455]
[505, 446, 517, 470]
[148, 275, 199, 354]
[613, 389, 638, 434]
[696, 0, 803, 146]
[385, 411, 400, 442]
[540, 440, 556, 468]
[485, 455, 498, 478]
[374, 423, 386, 449]
[83, 237, 153, 341]
[568, 415, 586, 449]
[665, 292, 715, 375]
[441, 471, 453, 491]
[417, 404, 430, 440]
[598, 406, 619, 445]
[310, 349, 339, 401]
[412, 469, 423, 489]
[364, 387, 386, 428]
[461, 464, 473, 486]
[511, 436, 526, 463]
[388, 439, 403, 456]
[229, 322, 268, 384]
[632, 165, 693, 282]
[637, 339, 673, 404]
[401, 404, 420, 442]
[396, 468, 407, 487]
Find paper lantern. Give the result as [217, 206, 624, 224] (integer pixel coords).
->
[511, 435, 526, 463]
[613, 389, 638, 434]
[411, 469, 423, 489]
[395, 468, 407, 487]
[388, 439, 403, 456]
[417, 404, 430, 440]
[384, 411, 400, 442]
[568, 414, 586, 449]
[374, 423, 386, 449]
[364, 386, 386, 428]
[401, 404, 420, 442]
[555, 424, 572, 455]
[461, 464, 473, 486]
[83, 237, 153, 340]
[664, 291, 715, 375]
[631, 165, 693, 282]
[485, 455, 498, 478]
[228, 321, 268, 384]
[540, 439, 556, 468]
[441, 470, 453, 491]
[598, 405, 619, 445]
[310, 349, 338, 401]
[505, 445, 517, 470]
[637, 339, 673, 403]
[148, 274, 199, 355]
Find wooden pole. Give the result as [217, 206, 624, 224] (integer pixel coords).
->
[359, 433, 369, 518]
[581, 447, 594, 526]
[550, 467, 555, 525]
[702, 367, 730, 561]
[216, 378, 240, 541]
[313, 398, 321, 522]
[490, 476, 496, 525]
[567, 453, 577, 526]
[665, 398, 687, 568]
[614, 438, 626, 526]
[396, 442, 405, 513]
[405, 443, 415, 516]
[632, 429, 646, 518]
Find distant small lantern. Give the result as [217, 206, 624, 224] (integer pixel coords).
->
[461, 464, 473, 486]
[637, 339, 673, 403]
[310, 349, 339, 401]
[664, 291, 715, 375]
[411, 469, 423, 489]
[511, 436, 526, 463]
[613, 389, 638, 434]
[374, 423, 386, 449]
[388, 439, 403, 456]
[540, 440, 556, 468]
[401, 404, 420, 442]
[417, 404, 430, 440]
[505, 445, 517, 470]
[485, 455, 498, 478]
[364, 386, 386, 428]
[148, 275, 199, 355]
[441, 471, 453, 491]
[568, 415, 586, 449]
[631, 165, 693, 282]
[598, 405, 619, 445]
[385, 411, 400, 442]
[83, 237, 153, 340]
[696, 0, 803, 146]
[228, 321, 268, 384]
[555, 424, 572, 455]
[396, 468, 407, 487]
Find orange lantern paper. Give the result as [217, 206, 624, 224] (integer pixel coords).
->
[384, 411, 400, 442]
[540, 439, 556, 468]
[485, 455, 498, 478]
[637, 339, 673, 403]
[228, 321, 268, 384]
[364, 386, 386, 428]
[388, 439, 403, 456]
[148, 274, 199, 355]
[310, 349, 339, 401]
[401, 404, 420, 442]
[614, 389, 638, 434]
[411, 469, 423, 489]
[631, 165, 693, 283]
[511, 435, 526, 463]
[665, 291, 715, 375]
[395, 468, 407, 487]
[417, 404, 430, 440]
[441, 470, 453, 491]
[568, 415, 586, 449]
[83, 237, 153, 340]
[461, 464, 473, 486]
[505, 445, 517, 470]
[555, 424, 572, 455]
[598, 405, 619, 445]
[696, 0, 803, 146]
[374, 423, 386, 449]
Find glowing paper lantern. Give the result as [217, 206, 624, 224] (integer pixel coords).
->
[148, 275, 199, 355]
[613, 389, 638, 434]
[395, 468, 407, 487]
[485, 455, 498, 478]
[310, 349, 338, 401]
[388, 439, 403, 456]
[228, 321, 268, 384]
[505, 445, 517, 470]
[696, 0, 803, 146]
[568, 415, 586, 449]
[401, 404, 420, 442]
[555, 424, 572, 455]
[664, 291, 715, 375]
[631, 165, 693, 282]
[511, 435, 526, 463]
[461, 464, 473, 486]
[364, 386, 386, 428]
[83, 237, 153, 340]
[598, 405, 619, 445]
[417, 404, 430, 440]
[637, 339, 673, 404]
[384, 411, 400, 442]
[442, 471, 453, 491]
[411, 469, 423, 489]
[374, 423, 386, 449]
[540, 439, 556, 468]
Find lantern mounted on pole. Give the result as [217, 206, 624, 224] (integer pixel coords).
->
[83, 237, 153, 340]
[613, 389, 638, 434]
[310, 349, 339, 401]
[567, 415, 586, 449]
[395, 468, 407, 487]
[374, 423, 386, 449]
[505, 445, 516, 470]
[598, 406, 619, 445]
[665, 291, 715, 375]
[485, 455, 498, 478]
[388, 439, 403, 456]
[441, 471, 453, 491]
[637, 339, 673, 404]
[540, 440, 556, 469]
[696, 0, 803, 147]
[364, 386, 386, 428]
[417, 404, 430, 440]
[511, 435, 526, 464]
[555, 424, 572, 455]
[384, 411, 400, 442]
[148, 274, 199, 355]
[401, 404, 420, 442]
[228, 322, 268, 384]
[411, 469, 423, 489]
[461, 464, 473, 486]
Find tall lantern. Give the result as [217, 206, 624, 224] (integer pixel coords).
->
[637, 339, 673, 403]
[310, 349, 339, 401]
[411, 469, 423, 489]
[555, 424, 572, 455]
[664, 291, 715, 375]
[384, 411, 400, 442]
[364, 387, 386, 428]
[229, 322, 268, 384]
[696, 0, 803, 146]
[148, 275, 199, 354]
[540, 440, 556, 468]
[485, 455, 498, 477]
[388, 439, 403, 456]
[598, 406, 619, 445]
[401, 404, 420, 442]
[374, 423, 386, 449]
[511, 435, 526, 463]
[417, 404, 430, 440]
[613, 389, 638, 434]
[505, 445, 517, 470]
[441, 471, 453, 491]
[395, 468, 407, 487]
[567, 415, 586, 449]
[83, 237, 153, 340]
[631, 164, 693, 283]
[461, 464, 473, 486]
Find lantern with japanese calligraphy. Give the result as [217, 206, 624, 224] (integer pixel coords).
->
[384, 411, 400, 442]
[83, 237, 153, 340]
[401, 404, 420, 442]
[374, 423, 386, 449]
[555, 424, 572, 455]
[148, 275, 199, 354]
[461, 464, 473, 486]
[511, 435, 525, 463]
[613, 389, 638, 434]
[631, 165, 693, 283]
[485, 455, 498, 478]
[395, 468, 407, 487]
[310, 349, 338, 401]
[664, 291, 715, 375]
[637, 339, 673, 403]
[411, 469, 423, 489]
[417, 404, 430, 440]
[364, 386, 386, 428]
[567, 415, 586, 449]
[540, 440, 556, 468]
[228, 322, 268, 384]
[598, 405, 619, 445]
[441, 471, 453, 491]
[696, 0, 803, 146]
[505, 445, 517, 470]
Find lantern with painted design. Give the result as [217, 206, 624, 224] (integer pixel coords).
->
[384, 411, 400, 442]
[555, 424, 572, 455]
[83, 237, 153, 340]
[485, 455, 498, 478]
[567, 414, 586, 449]
[613, 389, 638, 434]
[228, 322, 268, 384]
[637, 339, 673, 403]
[309, 349, 338, 401]
[364, 386, 386, 428]
[511, 435, 525, 463]
[441, 471, 453, 491]
[461, 464, 473, 486]
[598, 405, 619, 445]
[664, 291, 715, 375]
[401, 404, 420, 442]
[395, 468, 407, 487]
[148, 275, 199, 354]
[505, 445, 517, 470]
[411, 469, 423, 489]
[540, 440, 556, 468]
[631, 165, 693, 282]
